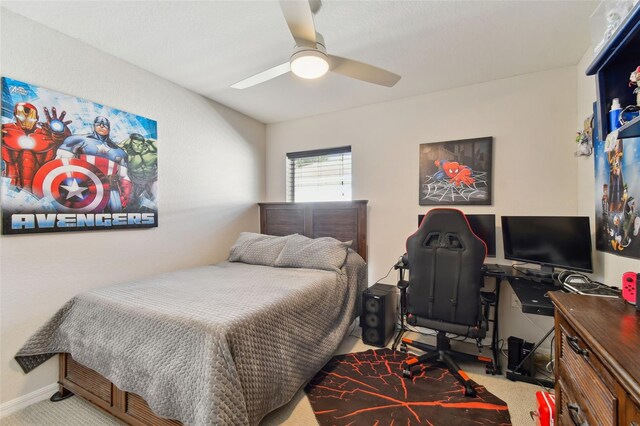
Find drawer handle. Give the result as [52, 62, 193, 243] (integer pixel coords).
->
[567, 335, 589, 357]
[568, 403, 589, 426]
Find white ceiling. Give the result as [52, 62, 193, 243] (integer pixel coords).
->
[2, 1, 597, 124]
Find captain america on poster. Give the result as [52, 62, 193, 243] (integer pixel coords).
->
[1, 77, 158, 234]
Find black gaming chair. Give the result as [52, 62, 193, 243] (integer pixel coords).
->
[394, 208, 491, 397]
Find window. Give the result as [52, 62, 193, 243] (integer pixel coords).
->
[286, 146, 352, 202]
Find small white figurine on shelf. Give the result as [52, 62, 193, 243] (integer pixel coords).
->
[630, 65, 640, 106]
[575, 115, 594, 157]
[595, 8, 624, 54]
[593, 1, 635, 55]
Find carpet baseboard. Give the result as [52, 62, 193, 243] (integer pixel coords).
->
[0, 383, 58, 418]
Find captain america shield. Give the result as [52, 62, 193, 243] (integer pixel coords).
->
[32, 158, 110, 213]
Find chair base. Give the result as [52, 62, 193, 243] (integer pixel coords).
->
[400, 333, 486, 397]
[393, 320, 499, 376]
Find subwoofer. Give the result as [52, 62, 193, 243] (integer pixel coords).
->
[361, 283, 397, 347]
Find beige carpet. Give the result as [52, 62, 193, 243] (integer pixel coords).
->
[2, 330, 546, 425]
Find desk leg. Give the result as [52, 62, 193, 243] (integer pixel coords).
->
[492, 277, 501, 374]
[391, 321, 405, 351]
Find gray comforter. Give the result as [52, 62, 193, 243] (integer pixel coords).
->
[15, 254, 367, 425]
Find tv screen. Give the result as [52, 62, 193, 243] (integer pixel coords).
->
[501, 216, 593, 273]
[418, 213, 496, 257]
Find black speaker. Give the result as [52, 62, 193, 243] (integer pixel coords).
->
[361, 283, 397, 347]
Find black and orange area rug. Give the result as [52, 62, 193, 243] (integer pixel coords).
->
[305, 348, 511, 426]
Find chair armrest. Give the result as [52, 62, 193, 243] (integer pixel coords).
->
[480, 291, 496, 304]
[397, 280, 410, 290]
[394, 254, 410, 270]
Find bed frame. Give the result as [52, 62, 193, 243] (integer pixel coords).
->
[259, 200, 368, 261]
[53, 200, 368, 425]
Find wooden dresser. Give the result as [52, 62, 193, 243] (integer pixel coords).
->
[550, 292, 640, 426]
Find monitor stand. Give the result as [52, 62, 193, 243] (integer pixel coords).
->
[523, 265, 554, 280]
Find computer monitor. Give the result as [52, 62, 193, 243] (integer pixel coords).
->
[501, 216, 593, 274]
[418, 213, 496, 257]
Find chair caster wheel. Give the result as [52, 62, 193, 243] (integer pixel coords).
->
[402, 368, 412, 378]
[485, 363, 496, 375]
[464, 386, 477, 397]
[399, 344, 407, 353]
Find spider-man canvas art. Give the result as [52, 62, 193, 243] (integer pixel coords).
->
[419, 137, 492, 206]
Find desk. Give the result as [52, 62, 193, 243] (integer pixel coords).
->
[508, 276, 557, 316]
[484, 264, 560, 316]
[488, 265, 560, 388]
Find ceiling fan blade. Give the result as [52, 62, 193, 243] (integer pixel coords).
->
[308, 0, 322, 14]
[279, 0, 317, 47]
[328, 55, 401, 87]
[231, 62, 291, 89]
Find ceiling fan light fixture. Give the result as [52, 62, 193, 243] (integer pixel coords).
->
[290, 50, 329, 79]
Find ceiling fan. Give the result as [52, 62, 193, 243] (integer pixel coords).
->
[231, 0, 401, 89]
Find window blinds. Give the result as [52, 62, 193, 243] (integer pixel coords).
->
[286, 146, 352, 202]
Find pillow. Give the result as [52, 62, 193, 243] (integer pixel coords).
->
[274, 234, 352, 271]
[228, 232, 291, 266]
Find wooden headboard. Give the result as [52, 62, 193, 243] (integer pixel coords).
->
[259, 200, 368, 262]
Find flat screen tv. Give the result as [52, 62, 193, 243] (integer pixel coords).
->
[501, 216, 593, 274]
[418, 213, 496, 257]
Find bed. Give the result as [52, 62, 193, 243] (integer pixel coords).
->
[15, 200, 368, 426]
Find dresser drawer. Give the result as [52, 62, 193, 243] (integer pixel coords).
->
[558, 323, 616, 425]
[550, 293, 640, 426]
[558, 378, 592, 426]
[625, 395, 640, 426]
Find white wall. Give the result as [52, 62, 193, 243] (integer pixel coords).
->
[266, 68, 581, 348]
[575, 48, 639, 285]
[0, 9, 265, 405]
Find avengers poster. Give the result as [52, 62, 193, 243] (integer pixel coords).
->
[1, 77, 158, 235]
[594, 126, 640, 259]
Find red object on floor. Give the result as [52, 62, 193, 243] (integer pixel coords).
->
[532, 391, 555, 426]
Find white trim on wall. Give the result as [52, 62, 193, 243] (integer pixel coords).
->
[0, 382, 58, 418]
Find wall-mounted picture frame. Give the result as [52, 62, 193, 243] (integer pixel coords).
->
[419, 137, 493, 206]
[1, 76, 158, 235]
